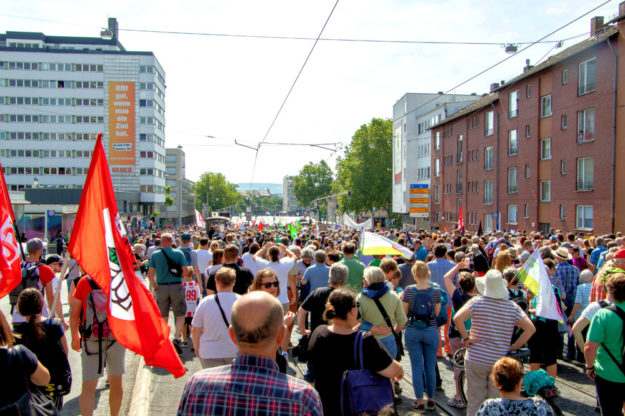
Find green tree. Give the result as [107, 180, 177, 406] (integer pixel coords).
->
[164, 185, 175, 207]
[292, 160, 333, 216]
[334, 118, 393, 214]
[193, 172, 241, 213]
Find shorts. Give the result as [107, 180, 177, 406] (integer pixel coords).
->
[81, 339, 126, 381]
[528, 318, 559, 366]
[184, 317, 193, 325]
[156, 283, 186, 318]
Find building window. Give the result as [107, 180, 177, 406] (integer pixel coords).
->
[484, 146, 494, 170]
[526, 84, 531, 98]
[525, 204, 530, 218]
[576, 205, 593, 229]
[578, 58, 596, 95]
[484, 214, 493, 232]
[457, 135, 463, 163]
[434, 185, 440, 204]
[540, 138, 551, 160]
[560, 205, 566, 219]
[434, 131, 440, 151]
[540, 180, 551, 202]
[508, 167, 518, 193]
[525, 124, 530, 138]
[485, 111, 494, 136]
[577, 157, 594, 191]
[562, 68, 568, 85]
[541, 94, 552, 118]
[508, 205, 518, 224]
[484, 181, 493, 205]
[561, 114, 567, 130]
[509, 90, 519, 118]
[434, 159, 440, 177]
[525, 165, 530, 178]
[561, 160, 567, 175]
[577, 108, 595, 143]
[508, 129, 518, 156]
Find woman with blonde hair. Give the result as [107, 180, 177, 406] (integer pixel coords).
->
[402, 261, 442, 411]
[493, 252, 512, 272]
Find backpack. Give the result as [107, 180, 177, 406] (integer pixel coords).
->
[435, 283, 449, 327]
[159, 249, 183, 278]
[486, 241, 499, 262]
[9, 262, 43, 307]
[340, 331, 397, 416]
[79, 277, 114, 374]
[508, 288, 528, 313]
[408, 283, 448, 329]
[600, 305, 625, 377]
[179, 247, 193, 266]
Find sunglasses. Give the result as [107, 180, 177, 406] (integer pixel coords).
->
[262, 281, 280, 289]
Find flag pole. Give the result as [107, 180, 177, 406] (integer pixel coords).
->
[13, 223, 26, 261]
[49, 250, 71, 319]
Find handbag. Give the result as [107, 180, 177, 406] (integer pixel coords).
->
[340, 331, 397, 416]
[371, 297, 404, 358]
[159, 249, 183, 278]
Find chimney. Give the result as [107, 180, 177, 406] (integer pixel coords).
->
[523, 59, 533, 73]
[500, 80, 505, 86]
[108, 17, 119, 40]
[490, 82, 500, 93]
[590, 16, 604, 37]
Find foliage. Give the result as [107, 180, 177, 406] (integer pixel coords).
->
[193, 172, 242, 213]
[334, 118, 393, 214]
[292, 160, 333, 216]
[235, 195, 283, 215]
[164, 185, 175, 207]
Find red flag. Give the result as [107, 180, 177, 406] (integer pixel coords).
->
[0, 163, 21, 299]
[68, 135, 185, 378]
[258, 221, 264, 231]
[458, 205, 464, 233]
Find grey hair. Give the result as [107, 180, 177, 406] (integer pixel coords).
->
[314, 250, 327, 264]
[363, 266, 386, 285]
[329, 263, 348, 286]
[26, 238, 44, 254]
[302, 248, 315, 259]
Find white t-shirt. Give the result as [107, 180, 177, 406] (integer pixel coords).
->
[581, 300, 611, 321]
[255, 257, 295, 304]
[195, 249, 212, 275]
[182, 281, 201, 317]
[191, 292, 240, 359]
[241, 252, 260, 277]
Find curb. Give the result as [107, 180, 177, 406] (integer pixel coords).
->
[128, 357, 152, 416]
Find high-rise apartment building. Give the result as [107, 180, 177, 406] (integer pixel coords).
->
[160, 146, 195, 227]
[282, 175, 299, 214]
[0, 18, 166, 217]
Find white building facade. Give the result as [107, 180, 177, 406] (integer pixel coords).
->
[0, 18, 166, 217]
[393, 93, 478, 229]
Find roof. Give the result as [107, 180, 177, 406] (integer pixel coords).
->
[495, 25, 619, 91]
[432, 93, 498, 128]
[2, 31, 127, 52]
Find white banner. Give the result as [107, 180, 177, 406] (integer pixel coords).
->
[343, 213, 372, 231]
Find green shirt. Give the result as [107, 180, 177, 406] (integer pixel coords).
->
[148, 247, 189, 284]
[369, 259, 382, 268]
[340, 258, 365, 293]
[587, 301, 625, 383]
[357, 291, 407, 339]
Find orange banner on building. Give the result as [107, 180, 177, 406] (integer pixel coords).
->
[108, 82, 135, 167]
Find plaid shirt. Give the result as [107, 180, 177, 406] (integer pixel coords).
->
[554, 261, 580, 306]
[177, 354, 322, 416]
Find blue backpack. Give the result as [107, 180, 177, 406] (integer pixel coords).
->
[408, 283, 448, 328]
[179, 247, 193, 266]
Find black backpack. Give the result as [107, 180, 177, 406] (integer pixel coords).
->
[508, 288, 528, 313]
[159, 249, 183, 278]
[9, 262, 43, 307]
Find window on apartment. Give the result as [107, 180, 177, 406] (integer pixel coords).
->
[561, 114, 568, 130]
[457, 135, 463, 163]
[457, 170, 463, 193]
[525, 204, 530, 218]
[509, 90, 519, 118]
[508, 167, 518, 193]
[526, 84, 531, 98]
[525, 124, 530, 139]
[485, 111, 494, 136]
[484, 181, 493, 205]
[540, 180, 551, 202]
[577, 157, 594, 191]
[525, 165, 530, 178]
[508, 205, 518, 224]
[435, 159, 440, 177]
[508, 129, 518, 156]
[484, 146, 494, 170]
[434, 185, 439, 204]
[484, 214, 493, 232]
[562, 68, 568, 85]
[576, 205, 593, 229]
[541, 94, 552, 118]
[578, 58, 596, 95]
[435, 131, 440, 151]
[560, 205, 566, 219]
[577, 108, 595, 143]
[561, 160, 567, 175]
[540, 138, 551, 160]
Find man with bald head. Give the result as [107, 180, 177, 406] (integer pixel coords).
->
[177, 292, 322, 416]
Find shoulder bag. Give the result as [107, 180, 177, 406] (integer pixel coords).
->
[371, 297, 404, 358]
[213, 293, 230, 329]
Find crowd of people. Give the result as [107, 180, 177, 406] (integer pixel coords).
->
[1, 224, 624, 416]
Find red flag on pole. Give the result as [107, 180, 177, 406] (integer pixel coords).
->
[68, 135, 185, 378]
[458, 205, 465, 233]
[0, 163, 21, 299]
[258, 221, 264, 231]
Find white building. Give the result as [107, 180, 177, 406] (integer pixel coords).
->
[0, 18, 166, 218]
[393, 93, 478, 229]
[282, 175, 299, 213]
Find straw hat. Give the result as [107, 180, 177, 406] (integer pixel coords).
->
[475, 270, 509, 299]
[554, 247, 572, 261]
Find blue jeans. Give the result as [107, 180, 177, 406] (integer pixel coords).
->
[405, 325, 439, 399]
[378, 333, 398, 360]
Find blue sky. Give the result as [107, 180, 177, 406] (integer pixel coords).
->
[1, 0, 618, 184]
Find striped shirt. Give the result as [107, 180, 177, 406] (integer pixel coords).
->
[464, 296, 526, 366]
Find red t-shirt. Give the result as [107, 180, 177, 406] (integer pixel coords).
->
[72, 276, 97, 320]
[23, 261, 55, 288]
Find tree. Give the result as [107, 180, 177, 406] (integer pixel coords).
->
[193, 172, 241, 214]
[164, 185, 175, 207]
[292, 160, 333, 216]
[334, 118, 393, 214]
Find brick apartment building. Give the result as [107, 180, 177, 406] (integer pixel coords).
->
[430, 4, 625, 235]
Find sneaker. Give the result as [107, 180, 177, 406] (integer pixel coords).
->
[410, 402, 424, 411]
[182, 341, 189, 347]
[447, 397, 466, 408]
[173, 338, 183, 354]
[425, 399, 436, 411]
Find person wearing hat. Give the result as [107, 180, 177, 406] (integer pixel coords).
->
[553, 246, 580, 361]
[180, 233, 202, 286]
[453, 270, 535, 416]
